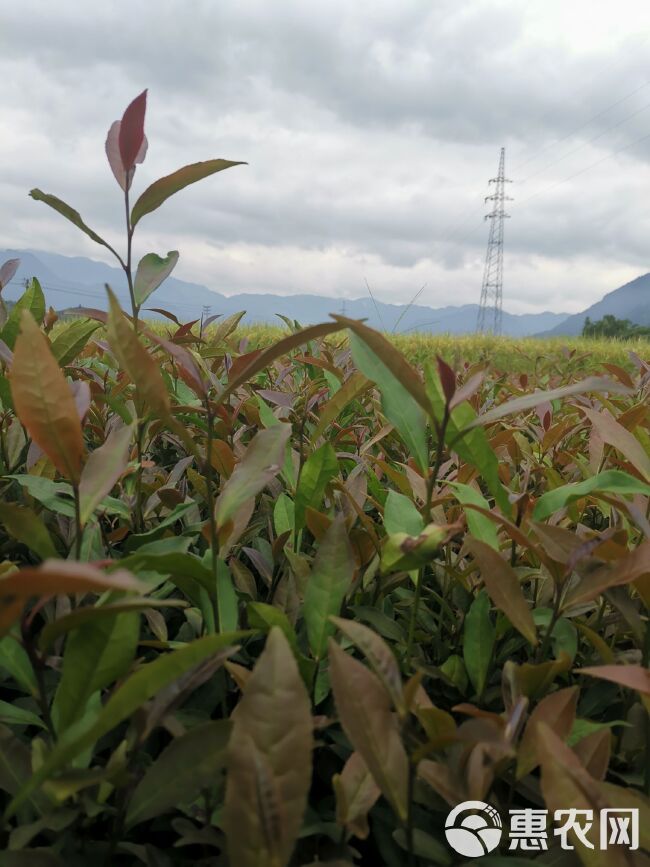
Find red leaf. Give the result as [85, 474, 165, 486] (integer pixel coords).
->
[119, 90, 148, 172]
[436, 356, 456, 404]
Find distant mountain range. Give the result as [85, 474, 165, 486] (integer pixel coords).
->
[0, 248, 647, 336]
[539, 272, 650, 336]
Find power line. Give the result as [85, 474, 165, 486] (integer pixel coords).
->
[511, 77, 650, 172]
[517, 94, 650, 184]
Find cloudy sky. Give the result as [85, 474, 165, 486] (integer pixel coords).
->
[2, 0, 650, 314]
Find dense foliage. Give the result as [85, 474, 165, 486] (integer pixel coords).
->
[583, 314, 650, 340]
[0, 93, 648, 866]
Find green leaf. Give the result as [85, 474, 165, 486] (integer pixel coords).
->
[463, 590, 494, 697]
[0, 278, 46, 350]
[5, 631, 246, 818]
[131, 159, 246, 226]
[52, 611, 140, 731]
[133, 251, 179, 307]
[126, 720, 231, 827]
[0, 635, 38, 697]
[350, 332, 428, 471]
[0, 502, 58, 559]
[447, 481, 499, 550]
[304, 517, 355, 659]
[216, 558, 239, 633]
[273, 493, 295, 536]
[532, 608, 577, 661]
[0, 700, 46, 729]
[0, 724, 49, 813]
[215, 424, 291, 528]
[5, 475, 75, 517]
[295, 443, 338, 531]
[533, 469, 650, 521]
[38, 598, 186, 652]
[311, 371, 370, 442]
[383, 490, 424, 536]
[426, 362, 511, 516]
[224, 628, 313, 867]
[381, 523, 451, 573]
[78, 424, 133, 526]
[49, 318, 101, 367]
[333, 315, 432, 414]
[29, 190, 119, 257]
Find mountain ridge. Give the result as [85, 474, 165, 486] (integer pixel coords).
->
[0, 247, 570, 336]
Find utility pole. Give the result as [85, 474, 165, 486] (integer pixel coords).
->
[476, 147, 512, 335]
[200, 304, 211, 338]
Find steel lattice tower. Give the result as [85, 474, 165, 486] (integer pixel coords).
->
[476, 147, 512, 334]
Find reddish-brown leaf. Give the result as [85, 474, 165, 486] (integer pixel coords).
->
[10, 311, 85, 483]
[119, 90, 147, 172]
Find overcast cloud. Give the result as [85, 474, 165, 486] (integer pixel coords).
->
[2, 0, 650, 314]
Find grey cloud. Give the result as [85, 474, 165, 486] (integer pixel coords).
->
[1, 0, 649, 314]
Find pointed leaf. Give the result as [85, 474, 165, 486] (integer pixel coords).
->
[52, 611, 140, 731]
[215, 424, 291, 527]
[127, 720, 231, 827]
[350, 332, 428, 471]
[304, 517, 355, 659]
[224, 628, 313, 867]
[106, 288, 170, 418]
[576, 664, 650, 696]
[463, 590, 494, 697]
[10, 312, 84, 482]
[215, 321, 347, 407]
[464, 377, 631, 430]
[0, 502, 58, 560]
[118, 89, 147, 171]
[533, 470, 650, 521]
[29, 190, 119, 257]
[311, 372, 371, 442]
[131, 159, 246, 226]
[295, 443, 338, 530]
[328, 639, 408, 821]
[1, 277, 46, 350]
[517, 687, 579, 778]
[333, 752, 380, 840]
[78, 424, 133, 526]
[49, 318, 101, 367]
[0, 258, 20, 290]
[330, 617, 404, 715]
[464, 538, 537, 645]
[5, 631, 246, 817]
[581, 406, 650, 481]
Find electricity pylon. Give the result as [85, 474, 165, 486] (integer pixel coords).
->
[476, 147, 512, 334]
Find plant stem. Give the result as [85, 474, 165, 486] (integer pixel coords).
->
[21, 626, 56, 742]
[406, 567, 424, 671]
[123, 185, 138, 327]
[424, 408, 449, 521]
[134, 420, 145, 535]
[536, 586, 562, 663]
[72, 483, 83, 560]
[204, 399, 220, 631]
[406, 755, 416, 867]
